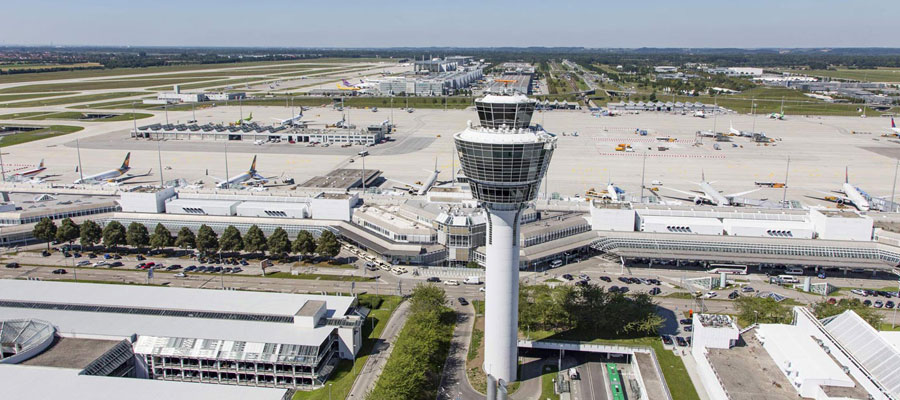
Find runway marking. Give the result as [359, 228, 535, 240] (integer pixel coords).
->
[594, 152, 726, 159]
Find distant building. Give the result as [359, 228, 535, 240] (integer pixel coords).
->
[654, 66, 678, 73]
[707, 67, 764, 77]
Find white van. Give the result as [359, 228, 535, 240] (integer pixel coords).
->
[778, 275, 799, 284]
[784, 267, 804, 275]
[464, 276, 482, 285]
[550, 259, 564, 268]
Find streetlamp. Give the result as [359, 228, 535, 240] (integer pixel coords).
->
[753, 310, 759, 325]
[328, 383, 333, 400]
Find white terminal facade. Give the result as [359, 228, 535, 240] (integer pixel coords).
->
[454, 93, 556, 384]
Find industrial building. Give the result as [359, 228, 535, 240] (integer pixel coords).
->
[148, 85, 245, 105]
[606, 101, 723, 114]
[374, 68, 483, 96]
[706, 67, 764, 77]
[454, 92, 556, 387]
[132, 122, 386, 145]
[0, 280, 364, 391]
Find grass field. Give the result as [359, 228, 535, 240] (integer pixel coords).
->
[151, 77, 268, 91]
[15, 111, 154, 122]
[540, 365, 561, 400]
[293, 294, 402, 400]
[0, 125, 83, 147]
[0, 78, 212, 93]
[0, 62, 102, 72]
[0, 92, 77, 103]
[3, 91, 146, 108]
[654, 87, 883, 116]
[0, 112, 54, 120]
[790, 68, 900, 83]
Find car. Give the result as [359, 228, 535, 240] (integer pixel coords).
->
[457, 297, 469, 306]
[170, 264, 181, 269]
[166, 265, 178, 271]
[240, 260, 249, 266]
[223, 267, 233, 273]
[575, 280, 589, 286]
[675, 337, 688, 347]
[76, 260, 91, 267]
[63, 252, 71, 258]
[41, 250, 51, 257]
[232, 267, 243, 273]
[874, 301, 884, 308]
[197, 266, 207, 272]
[51, 268, 67, 274]
[827, 297, 837, 305]
[4, 262, 20, 269]
[444, 280, 460, 286]
[851, 289, 868, 297]
[728, 291, 739, 299]
[680, 319, 693, 325]
[365, 265, 379, 271]
[103, 253, 112, 259]
[661, 335, 673, 345]
[618, 286, 630, 294]
[600, 276, 612, 282]
[87, 253, 97, 259]
[109, 261, 123, 267]
[93, 261, 108, 267]
[887, 301, 896, 309]
[72, 252, 81, 258]
[578, 273, 590, 281]
[135, 263, 145, 269]
[704, 291, 717, 299]
[185, 266, 197, 272]
[174, 272, 187, 278]
[214, 266, 223, 273]
[479, 287, 486, 292]
[136, 255, 146, 261]
[684, 325, 693, 332]
[741, 286, 755, 293]
[609, 285, 620, 293]
[618, 277, 630, 284]
[817, 272, 826, 279]
[113, 255, 121, 260]
[561, 274, 574, 281]
[426, 277, 441, 283]
[649, 287, 661, 295]
[863, 299, 872, 306]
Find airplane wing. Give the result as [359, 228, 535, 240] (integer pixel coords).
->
[389, 179, 421, 190]
[111, 169, 152, 182]
[660, 186, 706, 199]
[725, 188, 760, 198]
[811, 190, 850, 202]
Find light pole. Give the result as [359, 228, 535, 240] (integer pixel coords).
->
[191, 102, 196, 123]
[328, 383, 333, 400]
[891, 159, 899, 212]
[164, 103, 169, 125]
[753, 310, 759, 326]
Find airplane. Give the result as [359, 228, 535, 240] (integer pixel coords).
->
[891, 117, 900, 135]
[815, 167, 870, 211]
[768, 112, 785, 120]
[660, 171, 760, 206]
[693, 111, 706, 118]
[12, 159, 46, 178]
[729, 122, 755, 137]
[234, 112, 253, 125]
[74, 153, 151, 184]
[392, 159, 441, 196]
[336, 79, 362, 91]
[213, 156, 270, 189]
[272, 112, 304, 126]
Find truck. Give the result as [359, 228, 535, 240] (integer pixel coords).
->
[464, 276, 482, 285]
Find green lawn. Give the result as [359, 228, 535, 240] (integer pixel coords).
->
[656, 86, 881, 116]
[265, 271, 373, 282]
[0, 125, 83, 147]
[0, 111, 55, 120]
[14, 111, 153, 122]
[293, 294, 403, 400]
[540, 365, 560, 400]
[0, 78, 205, 93]
[149, 77, 266, 91]
[790, 68, 900, 83]
[4, 91, 146, 107]
[0, 92, 77, 103]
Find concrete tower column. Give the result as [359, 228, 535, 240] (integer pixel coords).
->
[483, 205, 522, 382]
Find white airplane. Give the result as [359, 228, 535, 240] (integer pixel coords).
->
[661, 172, 760, 206]
[693, 111, 706, 118]
[815, 167, 870, 211]
[213, 156, 269, 189]
[74, 153, 151, 184]
[891, 117, 900, 135]
[768, 112, 785, 120]
[729, 122, 755, 137]
[11, 159, 46, 178]
[601, 180, 626, 201]
[392, 160, 441, 196]
[272, 112, 304, 126]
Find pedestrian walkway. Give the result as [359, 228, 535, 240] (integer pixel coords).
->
[678, 352, 712, 400]
[347, 301, 410, 399]
[437, 302, 483, 400]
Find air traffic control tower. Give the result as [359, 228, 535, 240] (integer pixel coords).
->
[454, 93, 556, 386]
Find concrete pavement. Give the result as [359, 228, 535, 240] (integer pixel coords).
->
[437, 302, 483, 400]
[347, 300, 411, 399]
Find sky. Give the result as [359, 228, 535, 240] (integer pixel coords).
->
[2, 0, 897, 48]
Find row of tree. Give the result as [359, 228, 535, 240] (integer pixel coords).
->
[32, 218, 341, 261]
[367, 285, 455, 400]
[519, 283, 663, 339]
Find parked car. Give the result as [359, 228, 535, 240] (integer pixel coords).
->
[609, 286, 620, 293]
[599, 276, 612, 282]
[728, 291, 739, 299]
[76, 260, 91, 267]
[886, 301, 896, 309]
[185, 265, 197, 272]
[136, 255, 146, 261]
[851, 289, 868, 297]
[649, 287, 661, 295]
[457, 297, 469, 306]
[741, 286, 755, 293]
[675, 337, 688, 347]
[661, 335, 673, 345]
[42, 250, 51, 257]
[562, 274, 574, 281]
[684, 325, 693, 332]
[110, 261, 123, 267]
[680, 319, 693, 325]
[4, 262, 20, 268]
[874, 301, 884, 308]
[174, 272, 187, 278]
[704, 291, 717, 299]
[232, 267, 243, 273]
[51, 268, 67, 274]
[863, 299, 872, 306]
[444, 280, 460, 286]
[426, 277, 441, 283]
[618, 286, 629, 294]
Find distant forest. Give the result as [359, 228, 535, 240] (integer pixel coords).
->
[3, 46, 900, 73]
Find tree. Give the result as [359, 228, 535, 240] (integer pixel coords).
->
[242, 225, 267, 256]
[292, 231, 316, 261]
[466, 261, 480, 269]
[195, 225, 219, 255]
[218, 226, 243, 254]
[102, 221, 126, 252]
[126, 222, 150, 251]
[409, 284, 447, 316]
[55, 218, 80, 245]
[813, 298, 884, 328]
[79, 220, 102, 249]
[267, 227, 291, 259]
[174, 227, 196, 250]
[316, 230, 341, 262]
[149, 223, 173, 251]
[33, 218, 57, 250]
[735, 297, 791, 325]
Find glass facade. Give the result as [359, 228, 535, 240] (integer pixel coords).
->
[475, 100, 535, 129]
[455, 141, 553, 204]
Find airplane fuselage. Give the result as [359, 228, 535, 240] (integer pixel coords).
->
[843, 182, 870, 211]
[17, 167, 46, 177]
[699, 182, 731, 206]
[75, 168, 128, 184]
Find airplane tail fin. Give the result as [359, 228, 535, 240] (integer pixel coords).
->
[249, 155, 257, 173]
[342, 79, 352, 86]
[893, 117, 896, 128]
[39, 159, 44, 168]
[121, 152, 131, 169]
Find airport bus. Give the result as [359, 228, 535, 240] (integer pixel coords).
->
[606, 363, 625, 400]
[707, 264, 748, 275]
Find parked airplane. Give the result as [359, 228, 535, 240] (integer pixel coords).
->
[661, 172, 759, 206]
[12, 159, 46, 178]
[337, 79, 362, 91]
[74, 153, 150, 184]
[234, 112, 253, 125]
[693, 111, 706, 118]
[729, 122, 756, 137]
[815, 167, 871, 211]
[768, 112, 785, 120]
[891, 117, 900, 135]
[392, 160, 441, 195]
[272, 112, 303, 126]
[213, 156, 269, 189]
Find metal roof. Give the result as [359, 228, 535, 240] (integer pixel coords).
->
[821, 310, 900, 397]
